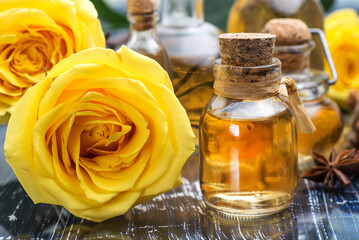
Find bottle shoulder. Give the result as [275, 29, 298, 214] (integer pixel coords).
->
[283, 69, 329, 101]
[157, 22, 221, 58]
[303, 95, 340, 110]
[124, 33, 172, 73]
[157, 21, 221, 36]
[126, 37, 163, 52]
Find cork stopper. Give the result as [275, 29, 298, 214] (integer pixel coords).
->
[262, 18, 311, 45]
[214, 33, 281, 100]
[127, 0, 156, 14]
[219, 33, 276, 67]
[261, 18, 312, 72]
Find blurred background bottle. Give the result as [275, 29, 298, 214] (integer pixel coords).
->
[262, 18, 343, 169]
[227, 0, 324, 70]
[117, 0, 172, 73]
[157, 0, 221, 140]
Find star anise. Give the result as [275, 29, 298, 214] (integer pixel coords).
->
[302, 149, 359, 188]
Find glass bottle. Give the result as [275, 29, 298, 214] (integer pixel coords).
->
[118, 0, 171, 73]
[276, 34, 342, 168]
[227, 0, 324, 70]
[262, 18, 342, 168]
[200, 33, 299, 217]
[157, 0, 221, 138]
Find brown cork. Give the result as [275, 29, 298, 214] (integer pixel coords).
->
[261, 18, 312, 72]
[127, 0, 156, 14]
[262, 18, 311, 46]
[219, 33, 276, 67]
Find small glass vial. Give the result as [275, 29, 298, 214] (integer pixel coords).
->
[227, 0, 324, 70]
[262, 19, 343, 168]
[200, 33, 298, 217]
[157, 0, 220, 137]
[118, 0, 171, 73]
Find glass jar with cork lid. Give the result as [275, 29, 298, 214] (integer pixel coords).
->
[262, 19, 342, 169]
[200, 33, 315, 216]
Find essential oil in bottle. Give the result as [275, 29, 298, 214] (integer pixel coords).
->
[200, 33, 301, 217]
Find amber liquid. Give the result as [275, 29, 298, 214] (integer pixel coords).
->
[298, 97, 343, 163]
[200, 110, 297, 216]
[171, 56, 218, 132]
[157, 22, 221, 140]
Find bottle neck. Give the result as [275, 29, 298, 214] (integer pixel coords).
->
[128, 12, 158, 35]
[213, 58, 282, 100]
[126, 12, 172, 73]
[276, 41, 330, 100]
[283, 69, 329, 101]
[160, 0, 204, 27]
[275, 41, 315, 74]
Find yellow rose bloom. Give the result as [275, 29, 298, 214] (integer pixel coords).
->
[0, 0, 105, 122]
[4, 46, 195, 222]
[326, 9, 359, 107]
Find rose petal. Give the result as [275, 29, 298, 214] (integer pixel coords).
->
[69, 191, 142, 222]
[4, 76, 53, 203]
[79, 142, 151, 193]
[139, 83, 195, 196]
[0, 34, 18, 44]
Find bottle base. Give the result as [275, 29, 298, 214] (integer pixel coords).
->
[204, 191, 293, 219]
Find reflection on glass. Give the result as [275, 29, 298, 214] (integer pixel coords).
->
[158, 0, 221, 138]
[205, 207, 297, 239]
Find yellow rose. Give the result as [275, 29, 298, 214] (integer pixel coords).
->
[326, 9, 359, 108]
[4, 46, 195, 222]
[0, 0, 105, 122]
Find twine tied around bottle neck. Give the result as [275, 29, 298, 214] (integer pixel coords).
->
[278, 77, 316, 133]
[213, 62, 315, 134]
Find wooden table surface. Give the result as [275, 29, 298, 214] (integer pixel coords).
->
[1, 124, 359, 240]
